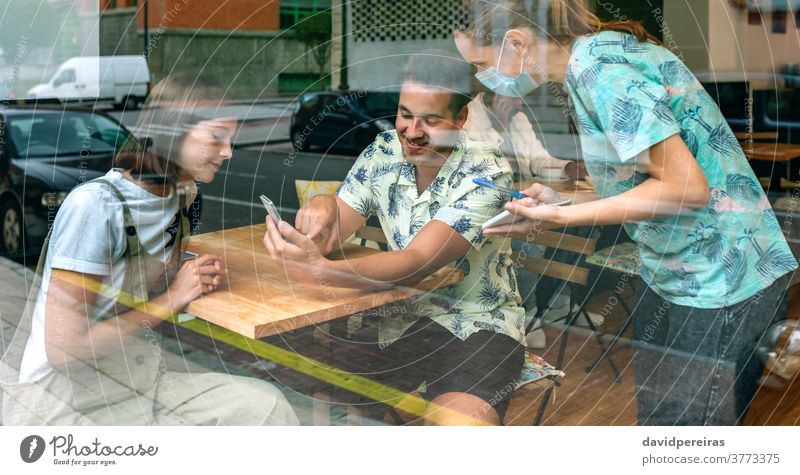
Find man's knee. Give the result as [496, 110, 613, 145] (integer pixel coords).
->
[426, 392, 500, 426]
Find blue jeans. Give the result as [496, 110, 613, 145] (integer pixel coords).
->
[632, 274, 790, 425]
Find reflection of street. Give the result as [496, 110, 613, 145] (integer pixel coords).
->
[111, 101, 359, 234]
[194, 143, 355, 234]
[109, 100, 297, 147]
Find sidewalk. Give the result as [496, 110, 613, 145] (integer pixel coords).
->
[0, 257, 33, 345]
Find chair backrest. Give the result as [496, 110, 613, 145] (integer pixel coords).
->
[511, 230, 597, 286]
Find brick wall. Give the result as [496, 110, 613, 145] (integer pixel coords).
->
[134, 0, 279, 32]
[100, 6, 314, 98]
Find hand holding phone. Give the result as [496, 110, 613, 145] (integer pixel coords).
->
[260, 195, 282, 224]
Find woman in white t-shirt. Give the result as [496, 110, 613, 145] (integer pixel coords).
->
[1, 73, 298, 425]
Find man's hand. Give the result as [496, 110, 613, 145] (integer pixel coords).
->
[564, 161, 588, 180]
[482, 197, 563, 239]
[295, 194, 339, 254]
[490, 94, 524, 125]
[263, 218, 329, 285]
[482, 183, 564, 239]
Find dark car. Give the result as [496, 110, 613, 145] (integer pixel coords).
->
[290, 90, 399, 154]
[0, 104, 131, 257]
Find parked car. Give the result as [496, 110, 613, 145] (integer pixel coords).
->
[290, 90, 399, 154]
[0, 104, 132, 257]
[26, 55, 151, 110]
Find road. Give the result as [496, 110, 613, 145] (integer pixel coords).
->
[109, 100, 298, 147]
[110, 101, 360, 234]
[194, 142, 357, 234]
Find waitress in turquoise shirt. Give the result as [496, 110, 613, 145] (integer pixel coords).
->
[454, 0, 796, 425]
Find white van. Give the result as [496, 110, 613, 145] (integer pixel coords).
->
[27, 56, 151, 109]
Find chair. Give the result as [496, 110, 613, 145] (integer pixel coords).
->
[583, 241, 639, 375]
[511, 229, 638, 423]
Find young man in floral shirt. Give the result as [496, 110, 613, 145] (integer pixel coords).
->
[263, 53, 525, 425]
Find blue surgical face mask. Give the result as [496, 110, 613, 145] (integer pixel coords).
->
[474, 35, 539, 97]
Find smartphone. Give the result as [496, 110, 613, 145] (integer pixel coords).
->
[259, 195, 282, 224]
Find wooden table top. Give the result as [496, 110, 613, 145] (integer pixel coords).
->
[742, 142, 800, 162]
[185, 224, 464, 339]
[516, 178, 599, 204]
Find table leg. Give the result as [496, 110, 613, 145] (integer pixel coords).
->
[312, 389, 331, 425]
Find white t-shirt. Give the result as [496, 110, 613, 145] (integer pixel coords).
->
[464, 93, 570, 178]
[19, 169, 193, 383]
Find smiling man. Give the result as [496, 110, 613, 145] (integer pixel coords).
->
[263, 52, 525, 425]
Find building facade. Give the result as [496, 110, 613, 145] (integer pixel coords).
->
[99, 0, 332, 97]
[334, 0, 798, 91]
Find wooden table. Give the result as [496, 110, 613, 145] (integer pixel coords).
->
[184, 224, 464, 339]
[739, 142, 800, 190]
[516, 178, 599, 204]
[742, 142, 800, 162]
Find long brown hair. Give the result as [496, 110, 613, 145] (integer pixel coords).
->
[455, 0, 661, 47]
[113, 72, 226, 187]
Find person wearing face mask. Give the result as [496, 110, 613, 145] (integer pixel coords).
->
[263, 52, 527, 425]
[456, 15, 593, 350]
[455, 0, 796, 426]
[458, 23, 588, 182]
[0, 73, 299, 426]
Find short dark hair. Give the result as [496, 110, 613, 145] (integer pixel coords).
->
[113, 71, 226, 186]
[402, 50, 474, 118]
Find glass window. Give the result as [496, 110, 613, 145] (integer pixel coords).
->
[749, 10, 763, 25]
[766, 89, 800, 122]
[773, 10, 788, 33]
[53, 69, 76, 86]
[280, 0, 331, 30]
[701, 82, 751, 120]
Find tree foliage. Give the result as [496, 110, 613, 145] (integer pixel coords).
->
[293, 11, 332, 86]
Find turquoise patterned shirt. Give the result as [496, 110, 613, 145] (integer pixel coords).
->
[566, 31, 796, 308]
[337, 130, 525, 346]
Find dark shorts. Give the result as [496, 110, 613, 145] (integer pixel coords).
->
[332, 318, 524, 421]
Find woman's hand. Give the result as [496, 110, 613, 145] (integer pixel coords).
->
[166, 254, 225, 311]
[491, 94, 524, 125]
[295, 194, 339, 254]
[483, 198, 564, 239]
[518, 182, 561, 204]
[565, 161, 588, 180]
[483, 183, 566, 239]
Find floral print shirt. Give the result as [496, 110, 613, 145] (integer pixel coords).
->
[337, 130, 525, 346]
[566, 31, 796, 307]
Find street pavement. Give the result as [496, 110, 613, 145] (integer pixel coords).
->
[110, 99, 364, 234]
[109, 100, 298, 147]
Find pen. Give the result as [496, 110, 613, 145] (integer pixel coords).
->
[472, 177, 528, 199]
